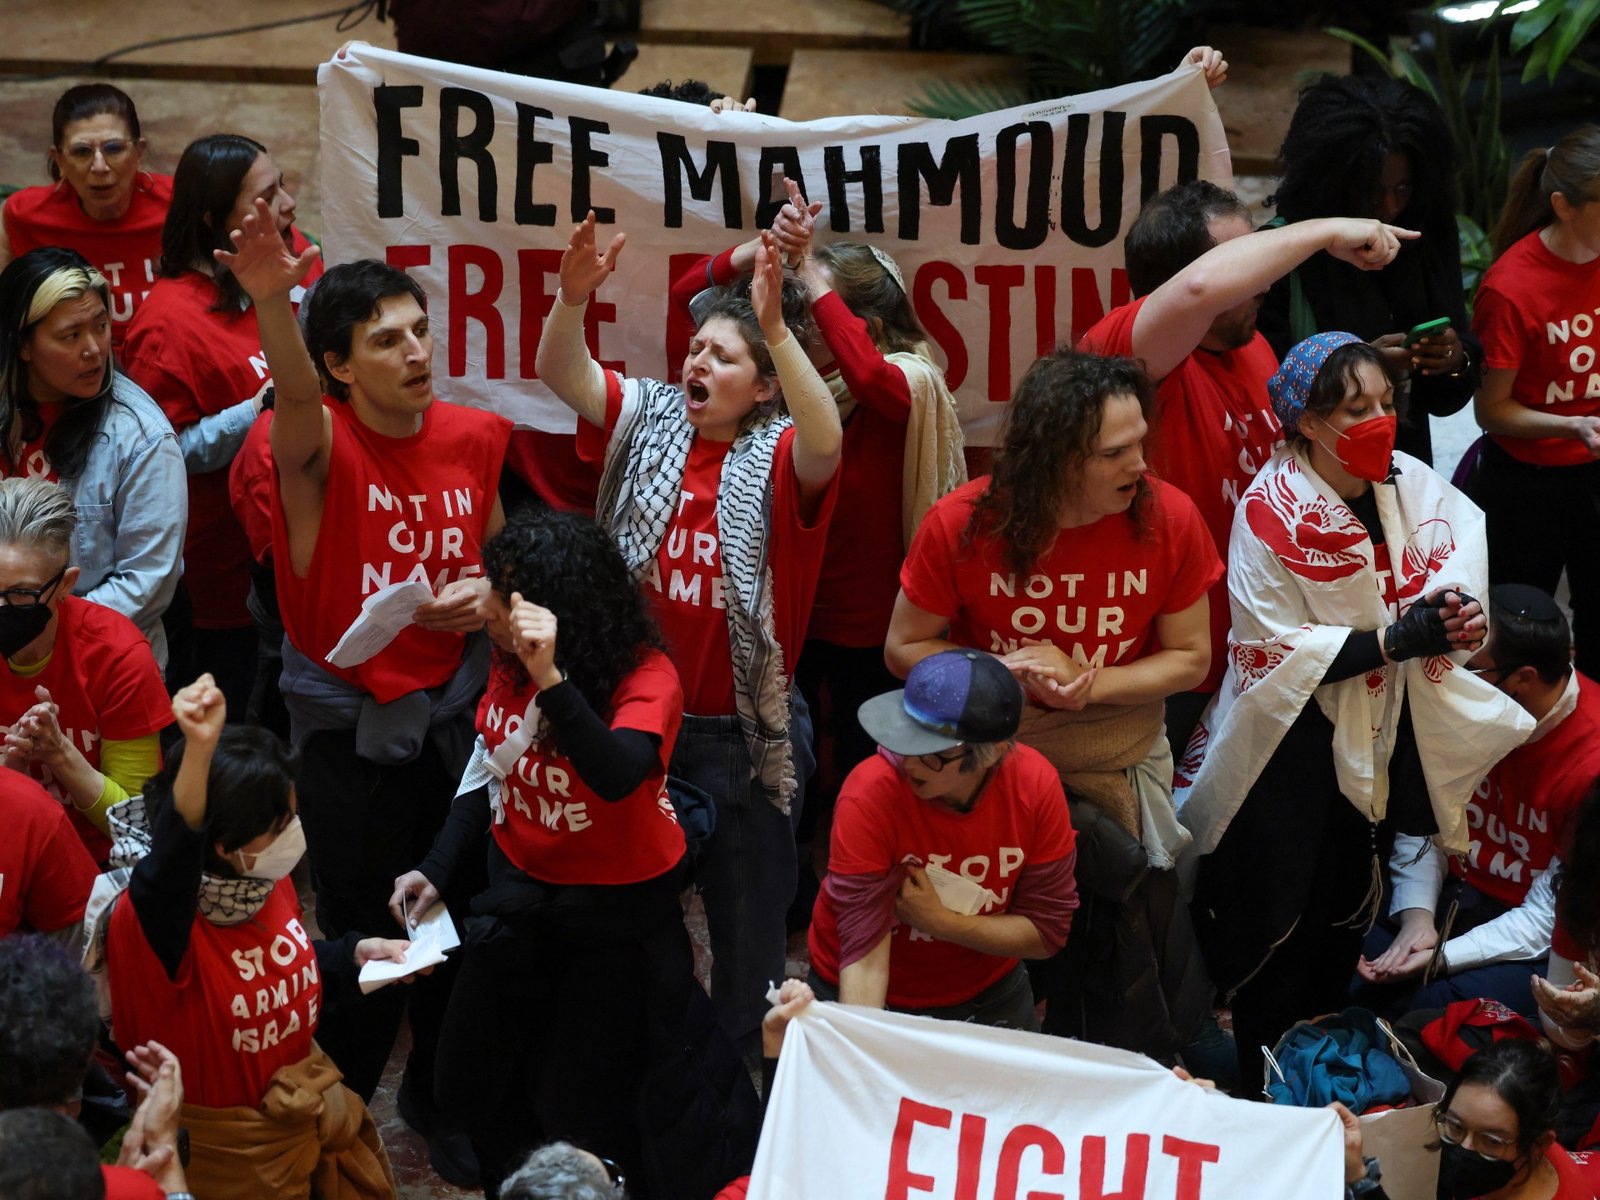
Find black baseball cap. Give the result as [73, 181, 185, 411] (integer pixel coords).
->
[857, 650, 1023, 755]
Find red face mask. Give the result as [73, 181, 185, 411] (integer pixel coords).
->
[1317, 414, 1397, 482]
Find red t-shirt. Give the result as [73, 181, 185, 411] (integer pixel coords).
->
[2, 174, 173, 355]
[0, 768, 96, 937]
[1453, 673, 1600, 908]
[1474, 230, 1600, 466]
[901, 476, 1222, 671]
[121, 237, 322, 627]
[503, 429, 599, 515]
[1081, 296, 1282, 690]
[669, 253, 907, 648]
[809, 746, 1076, 1008]
[478, 649, 687, 885]
[1548, 1144, 1597, 1199]
[230, 410, 274, 564]
[107, 879, 320, 1109]
[577, 372, 839, 716]
[101, 1166, 163, 1200]
[272, 397, 511, 704]
[0, 597, 171, 862]
[4, 400, 65, 483]
[808, 291, 911, 648]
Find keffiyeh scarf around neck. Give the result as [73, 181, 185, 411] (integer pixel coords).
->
[108, 796, 276, 924]
[594, 376, 797, 811]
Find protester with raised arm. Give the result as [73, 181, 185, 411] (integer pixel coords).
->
[538, 213, 841, 1059]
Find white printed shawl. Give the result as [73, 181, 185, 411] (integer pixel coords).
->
[594, 376, 797, 811]
[1176, 448, 1534, 857]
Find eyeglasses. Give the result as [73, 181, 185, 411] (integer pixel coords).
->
[914, 746, 968, 771]
[0, 565, 66, 609]
[1433, 1109, 1519, 1161]
[62, 140, 133, 166]
[597, 1157, 625, 1195]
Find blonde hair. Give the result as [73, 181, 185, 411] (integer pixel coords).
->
[0, 259, 110, 413]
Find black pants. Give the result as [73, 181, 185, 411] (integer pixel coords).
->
[794, 638, 897, 845]
[1475, 439, 1600, 676]
[296, 726, 468, 1102]
[434, 848, 695, 1198]
[1194, 704, 1378, 1090]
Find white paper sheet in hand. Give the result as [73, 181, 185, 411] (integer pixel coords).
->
[326, 579, 437, 668]
[358, 900, 461, 994]
[921, 862, 999, 915]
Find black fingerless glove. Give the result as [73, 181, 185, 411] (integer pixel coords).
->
[1384, 591, 1467, 661]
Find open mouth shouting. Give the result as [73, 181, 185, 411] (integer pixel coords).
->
[685, 379, 710, 411]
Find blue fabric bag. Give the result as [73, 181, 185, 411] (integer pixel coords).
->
[1265, 1007, 1414, 1111]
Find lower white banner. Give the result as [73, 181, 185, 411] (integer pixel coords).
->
[750, 1003, 1344, 1200]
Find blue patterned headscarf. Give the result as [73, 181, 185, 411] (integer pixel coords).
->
[1268, 331, 1363, 433]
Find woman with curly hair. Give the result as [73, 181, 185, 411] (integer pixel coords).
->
[538, 214, 840, 1065]
[392, 506, 757, 1199]
[1260, 76, 1479, 466]
[1178, 332, 1529, 1086]
[885, 347, 1221, 1061]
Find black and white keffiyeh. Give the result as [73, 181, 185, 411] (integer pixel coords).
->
[108, 796, 276, 925]
[594, 376, 797, 811]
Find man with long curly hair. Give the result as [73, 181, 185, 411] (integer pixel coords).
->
[885, 348, 1219, 1062]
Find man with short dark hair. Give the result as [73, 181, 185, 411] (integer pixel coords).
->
[218, 201, 512, 1186]
[1081, 184, 1412, 744]
[1359, 584, 1600, 1013]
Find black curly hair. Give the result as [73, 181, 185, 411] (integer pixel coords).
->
[638, 78, 727, 106]
[964, 348, 1154, 576]
[1272, 77, 1456, 236]
[481, 507, 664, 726]
[0, 936, 97, 1109]
[1556, 779, 1600, 960]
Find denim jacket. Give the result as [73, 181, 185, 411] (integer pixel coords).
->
[64, 374, 187, 670]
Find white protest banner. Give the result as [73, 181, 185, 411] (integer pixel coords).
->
[751, 1002, 1343, 1200]
[318, 47, 1231, 443]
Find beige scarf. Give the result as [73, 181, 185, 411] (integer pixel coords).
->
[1017, 700, 1167, 840]
[823, 343, 966, 550]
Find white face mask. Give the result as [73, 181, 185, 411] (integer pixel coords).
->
[233, 815, 305, 881]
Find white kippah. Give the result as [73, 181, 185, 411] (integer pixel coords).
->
[867, 245, 906, 294]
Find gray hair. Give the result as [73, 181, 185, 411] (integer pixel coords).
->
[500, 1143, 619, 1200]
[960, 741, 1012, 774]
[0, 477, 76, 559]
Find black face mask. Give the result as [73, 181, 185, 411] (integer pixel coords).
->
[1436, 1142, 1522, 1200]
[0, 603, 53, 660]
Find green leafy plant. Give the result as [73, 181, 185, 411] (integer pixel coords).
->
[1504, 0, 1600, 82]
[889, 0, 1194, 118]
